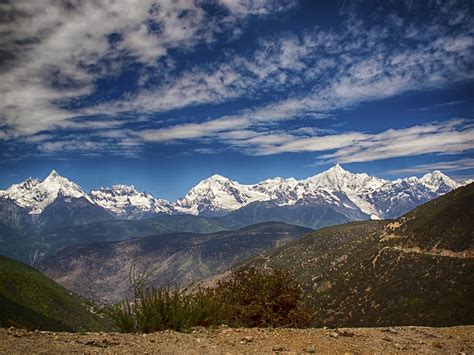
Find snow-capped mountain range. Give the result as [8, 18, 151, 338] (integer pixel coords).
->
[0, 165, 470, 220]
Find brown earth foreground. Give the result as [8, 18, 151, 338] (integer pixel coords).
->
[0, 325, 473, 354]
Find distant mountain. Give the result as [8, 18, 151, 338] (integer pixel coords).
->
[1, 166, 467, 223]
[218, 197, 366, 230]
[0, 199, 32, 240]
[0, 170, 114, 236]
[236, 182, 474, 327]
[420, 170, 464, 193]
[0, 170, 93, 215]
[0, 167, 469, 265]
[172, 165, 386, 218]
[1, 200, 359, 265]
[173, 174, 268, 216]
[0, 255, 108, 331]
[36, 194, 114, 230]
[0, 214, 233, 265]
[170, 165, 466, 220]
[38, 222, 312, 302]
[365, 177, 439, 219]
[90, 184, 173, 218]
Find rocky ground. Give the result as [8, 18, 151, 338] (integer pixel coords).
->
[0, 325, 472, 353]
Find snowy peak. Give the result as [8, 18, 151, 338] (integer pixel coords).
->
[174, 175, 268, 216]
[302, 165, 388, 219]
[106, 184, 139, 195]
[16, 177, 40, 190]
[189, 174, 235, 193]
[306, 164, 387, 193]
[46, 169, 60, 179]
[206, 174, 232, 183]
[329, 163, 346, 173]
[43, 170, 80, 189]
[2, 170, 92, 214]
[175, 165, 388, 217]
[1, 166, 469, 220]
[420, 170, 461, 193]
[90, 184, 171, 217]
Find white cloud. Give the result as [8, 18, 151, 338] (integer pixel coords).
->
[84, 0, 474, 129]
[37, 134, 143, 158]
[218, 0, 296, 16]
[146, 117, 472, 164]
[2, 0, 473, 167]
[387, 158, 474, 175]
[0, 0, 294, 139]
[140, 115, 250, 142]
[251, 119, 474, 163]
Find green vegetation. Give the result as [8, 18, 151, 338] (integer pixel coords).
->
[246, 184, 474, 327]
[215, 267, 312, 328]
[397, 182, 474, 251]
[0, 255, 109, 331]
[3, 184, 471, 332]
[104, 267, 312, 333]
[104, 287, 230, 333]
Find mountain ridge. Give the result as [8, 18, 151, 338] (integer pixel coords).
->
[1, 165, 469, 221]
[232, 182, 474, 327]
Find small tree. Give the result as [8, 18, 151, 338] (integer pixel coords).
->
[215, 267, 312, 327]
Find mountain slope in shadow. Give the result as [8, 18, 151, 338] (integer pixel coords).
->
[237, 183, 474, 327]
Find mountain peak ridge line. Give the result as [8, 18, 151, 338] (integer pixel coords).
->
[0, 165, 471, 219]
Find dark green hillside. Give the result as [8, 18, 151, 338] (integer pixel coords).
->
[0, 255, 108, 331]
[394, 182, 474, 251]
[247, 184, 474, 327]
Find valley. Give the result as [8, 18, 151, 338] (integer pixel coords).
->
[38, 222, 311, 301]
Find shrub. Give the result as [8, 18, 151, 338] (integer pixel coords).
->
[215, 267, 312, 328]
[104, 267, 312, 332]
[103, 286, 229, 333]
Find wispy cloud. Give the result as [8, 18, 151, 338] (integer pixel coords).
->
[90, 0, 474, 152]
[1, 0, 473, 170]
[87, 0, 474, 121]
[0, 0, 295, 139]
[388, 158, 474, 175]
[407, 100, 466, 112]
[37, 135, 143, 158]
[138, 116, 474, 164]
[225, 119, 474, 163]
[318, 120, 474, 164]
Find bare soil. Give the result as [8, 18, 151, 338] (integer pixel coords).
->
[0, 325, 472, 354]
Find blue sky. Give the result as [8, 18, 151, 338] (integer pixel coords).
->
[0, 0, 473, 199]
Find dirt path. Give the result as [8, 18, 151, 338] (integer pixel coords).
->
[0, 325, 472, 353]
